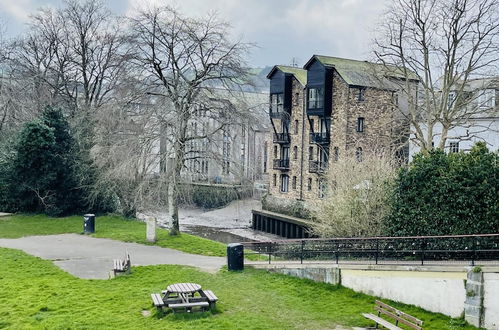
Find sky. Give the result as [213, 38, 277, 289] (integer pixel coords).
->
[0, 0, 390, 68]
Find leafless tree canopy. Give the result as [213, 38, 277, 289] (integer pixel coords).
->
[374, 0, 499, 151]
[126, 6, 254, 234]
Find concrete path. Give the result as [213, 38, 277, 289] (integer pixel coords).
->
[0, 234, 225, 279]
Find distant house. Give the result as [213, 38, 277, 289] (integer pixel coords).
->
[409, 78, 499, 158]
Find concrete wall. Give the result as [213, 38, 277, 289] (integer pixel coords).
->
[341, 268, 466, 318]
[484, 273, 499, 329]
[253, 263, 499, 329]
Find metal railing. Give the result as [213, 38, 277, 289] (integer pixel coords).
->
[273, 159, 290, 170]
[310, 132, 330, 144]
[309, 160, 327, 173]
[273, 133, 291, 144]
[242, 233, 499, 266]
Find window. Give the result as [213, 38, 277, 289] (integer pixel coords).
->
[273, 145, 278, 158]
[293, 146, 298, 160]
[270, 93, 284, 113]
[448, 91, 456, 109]
[356, 117, 365, 132]
[280, 175, 289, 192]
[477, 89, 496, 108]
[307, 178, 312, 191]
[273, 174, 277, 187]
[292, 176, 297, 189]
[309, 146, 314, 160]
[293, 92, 299, 106]
[357, 88, 366, 101]
[449, 142, 459, 153]
[318, 179, 326, 198]
[308, 87, 324, 109]
[294, 120, 299, 134]
[309, 119, 314, 131]
[263, 141, 268, 173]
[356, 147, 363, 162]
[333, 147, 339, 161]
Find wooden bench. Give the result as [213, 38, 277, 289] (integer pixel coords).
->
[113, 253, 131, 276]
[200, 290, 218, 308]
[363, 300, 423, 330]
[150, 293, 165, 310]
[169, 301, 209, 313]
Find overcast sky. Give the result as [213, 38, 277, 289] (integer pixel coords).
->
[0, 0, 389, 67]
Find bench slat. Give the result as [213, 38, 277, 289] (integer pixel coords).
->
[151, 293, 164, 307]
[375, 307, 422, 330]
[203, 290, 218, 302]
[375, 300, 423, 326]
[363, 313, 402, 330]
[169, 302, 209, 308]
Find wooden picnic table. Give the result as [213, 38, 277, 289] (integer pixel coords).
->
[162, 283, 209, 312]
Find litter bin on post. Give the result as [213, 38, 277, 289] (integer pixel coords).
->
[83, 214, 95, 234]
[227, 243, 244, 271]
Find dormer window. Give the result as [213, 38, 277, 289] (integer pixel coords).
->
[308, 88, 324, 109]
[271, 93, 284, 113]
[476, 89, 496, 108]
[357, 88, 366, 101]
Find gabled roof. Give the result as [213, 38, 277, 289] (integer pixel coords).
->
[267, 65, 307, 86]
[304, 55, 419, 90]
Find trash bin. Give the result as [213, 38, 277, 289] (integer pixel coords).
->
[83, 214, 95, 234]
[227, 243, 244, 271]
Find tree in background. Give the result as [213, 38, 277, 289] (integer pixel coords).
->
[386, 142, 498, 236]
[374, 0, 499, 153]
[129, 6, 253, 234]
[309, 152, 397, 238]
[7, 107, 84, 216]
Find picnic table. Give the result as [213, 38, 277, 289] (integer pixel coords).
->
[151, 282, 219, 313]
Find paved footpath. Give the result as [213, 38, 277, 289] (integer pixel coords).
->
[0, 234, 225, 279]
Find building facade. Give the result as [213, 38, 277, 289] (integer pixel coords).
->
[266, 55, 413, 205]
[409, 78, 499, 158]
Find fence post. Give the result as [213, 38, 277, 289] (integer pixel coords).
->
[471, 237, 476, 266]
[375, 239, 379, 265]
[300, 240, 305, 264]
[421, 238, 425, 266]
[335, 242, 339, 264]
[268, 242, 272, 264]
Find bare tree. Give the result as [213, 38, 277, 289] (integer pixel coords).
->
[374, 0, 499, 153]
[129, 6, 253, 235]
[309, 152, 397, 238]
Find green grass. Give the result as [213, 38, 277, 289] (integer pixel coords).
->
[0, 214, 226, 257]
[0, 247, 475, 330]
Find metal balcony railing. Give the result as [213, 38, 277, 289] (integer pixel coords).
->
[309, 160, 328, 173]
[273, 159, 290, 170]
[273, 133, 291, 144]
[310, 132, 330, 144]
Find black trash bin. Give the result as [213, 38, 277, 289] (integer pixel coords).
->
[83, 214, 95, 234]
[227, 243, 244, 271]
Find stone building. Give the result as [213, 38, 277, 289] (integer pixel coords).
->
[253, 55, 417, 238]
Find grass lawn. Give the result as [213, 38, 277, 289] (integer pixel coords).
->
[0, 214, 227, 257]
[0, 247, 475, 330]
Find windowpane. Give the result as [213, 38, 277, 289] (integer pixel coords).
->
[280, 175, 289, 192]
[308, 88, 324, 109]
[449, 142, 459, 153]
[357, 117, 364, 132]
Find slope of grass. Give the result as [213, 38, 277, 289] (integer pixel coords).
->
[0, 247, 475, 330]
[0, 214, 227, 257]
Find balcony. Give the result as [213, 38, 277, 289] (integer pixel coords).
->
[310, 132, 330, 144]
[273, 133, 291, 144]
[309, 160, 328, 174]
[273, 159, 290, 171]
[269, 110, 289, 120]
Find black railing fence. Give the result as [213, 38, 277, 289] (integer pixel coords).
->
[241, 234, 499, 265]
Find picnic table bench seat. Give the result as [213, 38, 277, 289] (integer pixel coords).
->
[150, 293, 164, 309]
[200, 290, 218, 307]
[168, 301, 209, 311]
[363, 300, 423, 330]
